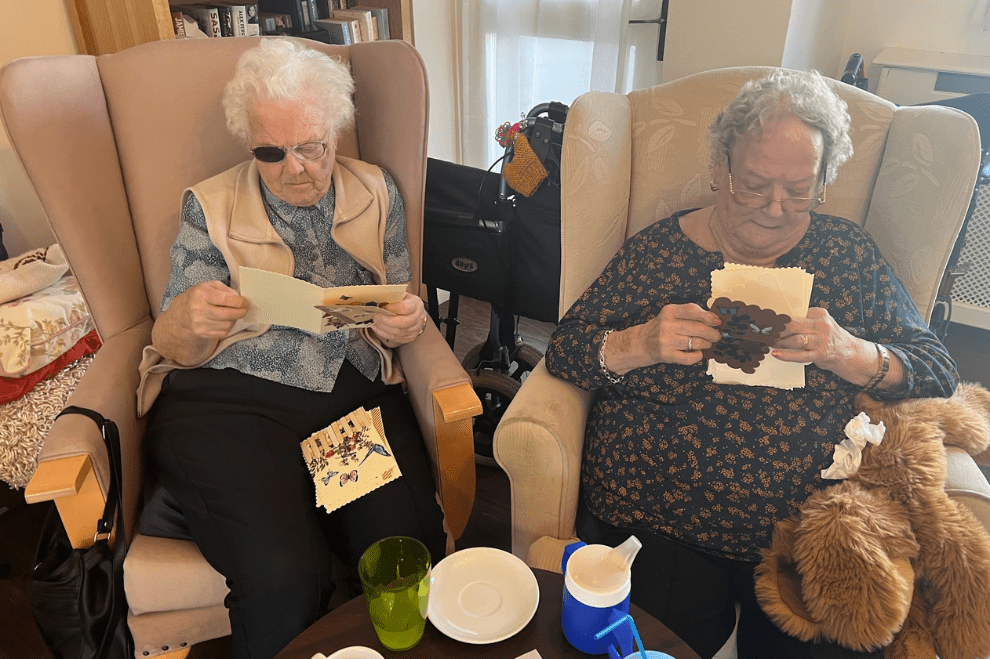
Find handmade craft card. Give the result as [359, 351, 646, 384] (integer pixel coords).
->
[300, 406, 402, 514]
[707, 264, 814, 389]
[238, 267, 406, 334]
[703, 298, 791, 374]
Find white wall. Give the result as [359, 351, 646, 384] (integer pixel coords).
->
[412, 0, 459, 162]
[0, 0, 77, 256]
[840, 0, 990, 93]
[661, 0, 793, 83]
[782, 0, 853, 77]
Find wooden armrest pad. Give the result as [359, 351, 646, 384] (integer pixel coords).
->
[24, 455, 92, 503]
[433, 383, 483, 422]
[25, 454, 106, 548]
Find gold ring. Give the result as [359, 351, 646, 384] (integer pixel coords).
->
[419, 317, 428, 336]
[802, 334, 809, 349]
[687, 336, 693, 352]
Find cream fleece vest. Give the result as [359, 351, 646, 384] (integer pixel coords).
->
[136, 157, 403, 416]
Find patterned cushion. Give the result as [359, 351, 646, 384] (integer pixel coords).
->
[0, 274, 94, 377]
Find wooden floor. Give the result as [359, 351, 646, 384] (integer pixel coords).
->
[1, 301, 986, 659]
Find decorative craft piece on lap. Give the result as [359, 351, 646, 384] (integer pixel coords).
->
[703, 298, 790, 374]
[708, 264, 814, 389]
[300, 406, 402, 513]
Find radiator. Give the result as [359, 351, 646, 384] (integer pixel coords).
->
[951, 182, 990, 330]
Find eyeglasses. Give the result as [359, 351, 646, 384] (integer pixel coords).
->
[727, 155, 827, 213]
[250, 141, 328, 164]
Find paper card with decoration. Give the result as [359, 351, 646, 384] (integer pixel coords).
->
[237, 266, 406, 334]
[706, 263, 814, 389]
[300, 406, 402, 513]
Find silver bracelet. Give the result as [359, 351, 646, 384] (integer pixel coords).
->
[598, 329, 625, 384]
[862, 343, 890, 392]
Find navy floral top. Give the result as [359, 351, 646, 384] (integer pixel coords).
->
[545, 210, 958, 560]
[161, 169, 411, 392]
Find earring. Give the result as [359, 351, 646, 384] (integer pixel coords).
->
[710, 181, 719, 192]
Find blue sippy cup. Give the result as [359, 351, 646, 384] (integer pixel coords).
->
[561, 535, 642, 655]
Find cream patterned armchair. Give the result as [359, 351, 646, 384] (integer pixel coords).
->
[1, 38, 481, 658]
[493, 66, 990, 575]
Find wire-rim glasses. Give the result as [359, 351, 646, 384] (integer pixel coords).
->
[727, 155, 827, 213]
[251, 141, 328, 164]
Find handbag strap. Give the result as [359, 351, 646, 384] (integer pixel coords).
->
[55, 405, 124, 542]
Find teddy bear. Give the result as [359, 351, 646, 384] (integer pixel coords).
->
[754, 381, 990, 659]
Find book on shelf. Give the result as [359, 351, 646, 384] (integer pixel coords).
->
[352, 5, 388, 39]
[173, 5, 223, 37]
[300, 0, 313, 30]
[332, 7, 375, 41]
[314, 18, 357, 44]
[259, 12, 292, 34]
[258, 0, 309, 34]
[306, 0, 318, 28]
[170, 10, 187, 36]
[244, 3, 261, 35]
[215, 4, 235, 36]
[212, 2, 260, 36]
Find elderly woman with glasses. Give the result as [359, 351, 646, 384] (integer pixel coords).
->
[544, 69, 957, 659]
[136, 38, 444, 659]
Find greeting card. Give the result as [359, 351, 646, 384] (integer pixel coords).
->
[300, 406, 402, 513]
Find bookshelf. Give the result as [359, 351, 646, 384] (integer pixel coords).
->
[65, 0, 414, 55]
[356, 0, 414, 45]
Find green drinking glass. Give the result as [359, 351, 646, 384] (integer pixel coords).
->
[358, 536, 432, 651]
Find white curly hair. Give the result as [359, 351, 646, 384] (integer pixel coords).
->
[708, 69, 853, 184]
[222, 37, 355, 144]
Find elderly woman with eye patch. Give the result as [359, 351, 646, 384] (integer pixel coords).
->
[544, 69, 958, 659]
[134, 38, 445, 659]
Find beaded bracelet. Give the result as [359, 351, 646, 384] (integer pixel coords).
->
[862, 343, 890, 392]
[598, 329, 625, 384]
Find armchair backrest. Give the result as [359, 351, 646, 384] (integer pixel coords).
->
[0, 37, 429, 344]
[559, 66, 980, 324]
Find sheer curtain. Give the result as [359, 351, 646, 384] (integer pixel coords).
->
[457, 0, 626, 169]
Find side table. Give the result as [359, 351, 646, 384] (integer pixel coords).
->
[275, 568, 700, 659]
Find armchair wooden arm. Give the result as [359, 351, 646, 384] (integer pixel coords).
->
[24, 323, 151, 547]
[398, 321, 482, 539]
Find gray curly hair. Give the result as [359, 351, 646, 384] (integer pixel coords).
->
[708, 69, 853, 184]
[223, 37, 355, 144]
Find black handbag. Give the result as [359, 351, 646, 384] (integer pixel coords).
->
[30, 406, 134, 659]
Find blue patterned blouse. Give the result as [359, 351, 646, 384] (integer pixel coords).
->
[545, 210, 958, 560]
[160, 169, 411, 392]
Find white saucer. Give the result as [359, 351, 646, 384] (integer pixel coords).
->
[427, 547, 540, 644]
[312, 648, 383, 659]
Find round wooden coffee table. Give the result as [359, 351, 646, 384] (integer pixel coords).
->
[275, 568, 700, 659]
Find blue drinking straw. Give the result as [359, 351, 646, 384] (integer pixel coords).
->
[593, 614, 649, 659]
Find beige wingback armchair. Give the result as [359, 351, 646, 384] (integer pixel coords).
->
[1, 38, 481, 658]
[494, 67, 990, 573]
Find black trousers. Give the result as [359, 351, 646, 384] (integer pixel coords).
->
[144, 363, 447, 659]
[576, 502, 884, 659]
